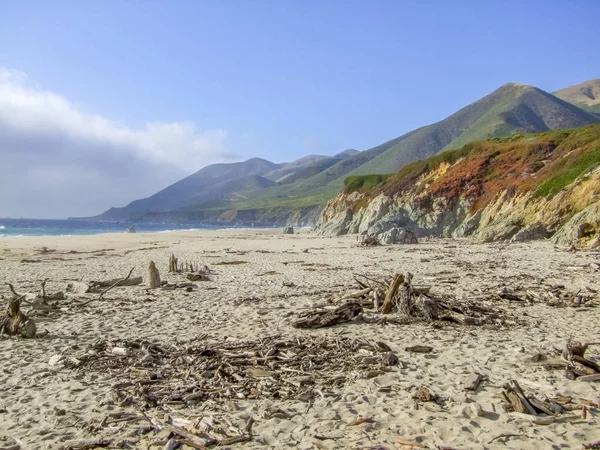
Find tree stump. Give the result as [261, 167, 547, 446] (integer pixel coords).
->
[381, 274, 404, 314]
[1, 294, 36, 338]
[169, 254, 178, 273]
[148, 261, 161, 288]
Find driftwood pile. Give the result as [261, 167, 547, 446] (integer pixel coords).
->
[358, 235, 380, 247]
[498, 285, 599, 308]
[500, 379, 589, 425]
[293, 272, 508, 329]
[167, 254, 212, 285]
[0, 279, 68, 337]
[562, 340, 600, 382]
[168, 254, 206, 275]
[72, 335, 399, 406]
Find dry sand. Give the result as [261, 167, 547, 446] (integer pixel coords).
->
[0, 229, 599, 449]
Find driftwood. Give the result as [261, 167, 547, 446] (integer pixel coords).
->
[81, 268, 137, 306]
[186, 266, 212, 282]
[501, 380, 567, 418]
[465, 373, 483, 391]
[168, 254, 178, 273]
[88, 268, 141, 294]
[562, 340, 600, 380]
[1, 284, 36, 338]
[306, 271, 513, 328]
[71, 335, 394, 408]
[406, 345, 433, 353]
[502, 380, 537, 415]
[381, 274, 404, 314]
[168, 254, 202, 273]
[358, 235, 379, 247]
[148, 261, 161, 289]
[292, 302, 362, 329]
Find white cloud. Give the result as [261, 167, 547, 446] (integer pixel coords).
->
[0, 69, 237, 218]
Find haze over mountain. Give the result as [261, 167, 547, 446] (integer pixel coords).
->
[92, 80, 599, 224]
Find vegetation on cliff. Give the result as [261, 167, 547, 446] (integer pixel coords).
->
[345, 124, 600, 215]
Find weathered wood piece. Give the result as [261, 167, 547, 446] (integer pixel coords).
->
[381, 273, 404, 314]
[168, 254, 178, 273]
[465, 373, 483, 391]
[81, 268, 137, 306]
[405, 345, 433, 353]
[562, 340, 600, 380]
[577, 374, 600, 382]
[397, 272, 414, 316]
[1, 284, 36, 338]
[59, 438, 113, 449]
[502, 380, 537, 415]
[293, 302, 362, 329]
[148, 261, 161, 289]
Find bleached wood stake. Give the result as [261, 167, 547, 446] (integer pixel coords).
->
[381, 273, 404, 314]
[149, 261, 161, 288]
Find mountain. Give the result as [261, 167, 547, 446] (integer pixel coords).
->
[317, 123, 600, 248]
[96, 157, 280, 220]
[232, 82, 599, 211]
[264, 154, 329, 181]
[339, 82, 599, 178]
[90, 81, 600, 225]
[334, 149, 360, 158]
[554, 79, 600, 116]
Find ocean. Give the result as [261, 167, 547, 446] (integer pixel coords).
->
[0, 218, 229, 237]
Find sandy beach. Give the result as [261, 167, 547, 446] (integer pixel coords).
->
[1, 229, 599, 450]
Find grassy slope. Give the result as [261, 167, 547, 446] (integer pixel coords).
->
[554, 79, 600, 115]
[231, 84, 598, 212]
[100, 82, 600, 221]
[343, 84, 599, 179]
[346, 124, 600, 214]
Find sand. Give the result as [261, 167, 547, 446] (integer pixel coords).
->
[0, 229, 599, 449]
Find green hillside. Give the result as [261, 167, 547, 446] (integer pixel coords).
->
[232, 83, 598, 210]
[554, 79, 600, 116]
[90, 80, 600, 224]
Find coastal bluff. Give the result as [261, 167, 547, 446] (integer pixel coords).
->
[316, 125, 600, 248]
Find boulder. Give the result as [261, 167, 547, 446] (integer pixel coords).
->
[282, 225, 294, 234]
[378, 227, 418, 245]
[511, 222, 551, 242]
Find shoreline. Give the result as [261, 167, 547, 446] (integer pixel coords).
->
[1, 230, 599, 449]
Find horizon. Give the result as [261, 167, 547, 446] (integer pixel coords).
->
[1, 0, 599, 219]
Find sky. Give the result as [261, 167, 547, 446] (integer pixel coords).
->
[1, 0, 599, 219]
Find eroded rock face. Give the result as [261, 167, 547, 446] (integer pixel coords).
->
[511, 222, 552, 242]
[316, 166, 600, 247]
[552, 202, 600, 248]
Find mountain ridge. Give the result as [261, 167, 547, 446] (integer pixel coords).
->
[89, 80, 600, 224]
[554, 79, 600, 115]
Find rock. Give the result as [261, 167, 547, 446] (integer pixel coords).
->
[381, 352, 400, 366]
[282, 225, 294, 234]
[511, 222, 551, 242]
[48, 354, 81, 368]
[552, 202, 600, 248]
[48, 354, 65, 367]
[462, 403, 485, 418]
[454, 210, 482, 237]
[378, 227, 418, 245]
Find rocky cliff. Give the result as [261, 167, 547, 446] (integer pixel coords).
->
[316, 125, 600, 248]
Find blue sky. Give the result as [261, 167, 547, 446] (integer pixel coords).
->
[0, 0, 598, 217]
